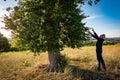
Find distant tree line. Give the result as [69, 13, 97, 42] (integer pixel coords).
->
[1, 34, 120, 53]
[83, 39, 120, 46]
[0, 32, 28, 52]
[0, 33, 10, 52]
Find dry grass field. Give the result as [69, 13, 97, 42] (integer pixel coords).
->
[0, 44, 120, 80]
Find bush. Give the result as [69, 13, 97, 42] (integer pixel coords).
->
[0, 33, 11, 52]
[10, 47, 19, 51]
[58, 54, 69, 72]
[10, 38, 29, 51]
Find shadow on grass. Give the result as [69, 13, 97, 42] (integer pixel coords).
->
[65, 65, 119, 80]
[18, 64, 120, 80]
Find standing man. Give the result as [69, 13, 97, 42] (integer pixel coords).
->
[88, 28, 106, 71]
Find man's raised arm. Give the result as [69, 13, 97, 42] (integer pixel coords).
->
[91, 29, 99, 39]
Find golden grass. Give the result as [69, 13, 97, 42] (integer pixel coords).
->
[0, 44, 120, 80]
[62, 45, 120, 71]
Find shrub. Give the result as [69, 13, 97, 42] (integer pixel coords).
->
[58, 54, 69, 72]
[0, 33, 11, 52]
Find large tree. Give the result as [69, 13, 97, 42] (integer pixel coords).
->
[4, 0, 100, 72]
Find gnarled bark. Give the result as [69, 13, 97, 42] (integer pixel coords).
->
[45, 51, 64, 72]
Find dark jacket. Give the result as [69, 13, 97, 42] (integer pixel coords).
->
[91, 32, 104, 53]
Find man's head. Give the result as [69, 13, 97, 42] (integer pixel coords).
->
[100, 34, 105, 39]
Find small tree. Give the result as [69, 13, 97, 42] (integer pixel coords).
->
[4, 0, 100, 72]
[0, 33, 10, 52]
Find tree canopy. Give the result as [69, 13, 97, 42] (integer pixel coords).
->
[3, 0, 100, 53]
[4, 0, 92, 53]
[5, 0, 85, 52]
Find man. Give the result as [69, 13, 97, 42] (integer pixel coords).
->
[88, 28, 106, 71]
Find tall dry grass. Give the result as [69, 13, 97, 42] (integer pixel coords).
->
[0, 44, 120, 80]
[62, 44, 120, 72]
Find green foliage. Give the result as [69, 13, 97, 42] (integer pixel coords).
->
[0, 33, 11, 52]
[4, 0, 99, 53]
[10, 38, 29, 51]
[4, 0, 100, 53]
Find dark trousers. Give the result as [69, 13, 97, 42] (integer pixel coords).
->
[96, 50, 106, 70]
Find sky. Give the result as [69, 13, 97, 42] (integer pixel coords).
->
[0, 0, 17, 38]
[81, 0, 120, 38]
[0, 0, 120, 38]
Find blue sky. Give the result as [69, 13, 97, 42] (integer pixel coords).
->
[0, 0, 120, 38]
[82, 0, 120, 37]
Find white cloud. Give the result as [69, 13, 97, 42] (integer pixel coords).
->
[0, 22, 11, 38]
[0, 7, 11, 38]
[85, 15, 100, 20]
[0, 29, 11, 38]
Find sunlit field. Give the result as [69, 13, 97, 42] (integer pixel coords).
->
[0, 44, 120, 80]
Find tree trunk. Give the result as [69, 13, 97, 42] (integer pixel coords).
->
[46, 51, 64, 72]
